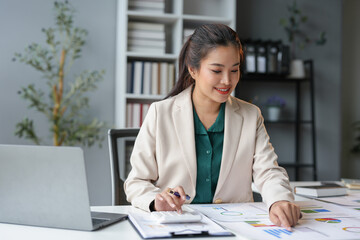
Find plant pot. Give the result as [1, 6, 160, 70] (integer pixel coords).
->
[288, 59, 305, 78]
[267, 107, 281, 121]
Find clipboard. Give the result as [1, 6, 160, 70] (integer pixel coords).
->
[128, 211, 235, 239]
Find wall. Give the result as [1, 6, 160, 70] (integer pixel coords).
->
[341, 0, 360, 178]
[236, 0, 343, 180]
[0, 0, 117, 205]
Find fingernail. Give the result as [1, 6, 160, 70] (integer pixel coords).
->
[159, 196, 163, 201]
[171, 204, 175, 208]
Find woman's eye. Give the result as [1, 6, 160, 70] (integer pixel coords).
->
[212, 70, 221, 74]
[231, 69, 239, 73]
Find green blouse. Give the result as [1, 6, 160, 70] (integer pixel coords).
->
[192, 103, 225, 203]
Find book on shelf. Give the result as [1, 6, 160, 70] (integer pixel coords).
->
[142, 62, 152, 95]
[341, 178, 360, 190]
[128, 29, 165, 40]
[160, 62, 168, 95]
[127, 60, 175, 95]
[128, 22, 165, 32]
[127, 45, 165, 54]
[168, 63, 175, 93]
[128, 38, 166, 48]
[126, 103, 151, 128]
[128, 0, 165, 13]
[127, 21, 166, 53]
[294, 183, 347, 198]
[132, 61, 143, 94]
[151, 62, 159, 95]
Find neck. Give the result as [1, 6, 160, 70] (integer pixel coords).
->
[192, 89, 221, 117]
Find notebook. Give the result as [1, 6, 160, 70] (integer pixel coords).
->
[0, 144, 127, 231]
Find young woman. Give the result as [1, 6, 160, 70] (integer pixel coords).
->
[124, 23, 301, 229]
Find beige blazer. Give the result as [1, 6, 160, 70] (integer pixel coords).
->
[124, 86, 294, 212]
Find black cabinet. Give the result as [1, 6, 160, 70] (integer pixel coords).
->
[235, 60, 316, 180]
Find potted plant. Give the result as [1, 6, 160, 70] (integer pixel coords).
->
[265, 95, 286, 121]
[279, 0, 326, 78]
[13, 1, 106, 147]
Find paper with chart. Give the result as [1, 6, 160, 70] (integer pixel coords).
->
[223, 217, 360, 240]
[190, 201, 360, 239]
[127, 209, 233, 239]
[189, 202, 269, 221]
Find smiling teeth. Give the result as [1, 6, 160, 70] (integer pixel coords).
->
[216, 88, 229, 92]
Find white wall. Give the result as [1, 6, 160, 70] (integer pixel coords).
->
[0, 0, 117, 205]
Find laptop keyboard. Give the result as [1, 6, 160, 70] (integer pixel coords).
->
[92, 217, 109, 226]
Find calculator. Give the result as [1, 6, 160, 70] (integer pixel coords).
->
[151, 210, 202, 224]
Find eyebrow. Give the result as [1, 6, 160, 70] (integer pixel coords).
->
[209, 62, 240, 67]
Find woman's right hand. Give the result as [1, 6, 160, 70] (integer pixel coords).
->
[154, 186, 187, 213]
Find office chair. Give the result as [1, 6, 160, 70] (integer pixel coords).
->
[108, 128, 139, 205]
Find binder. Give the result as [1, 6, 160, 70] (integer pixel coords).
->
[128, 211, 234, 239]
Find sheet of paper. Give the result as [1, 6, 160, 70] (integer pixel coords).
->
[189, 202, 269, 222]
[127, 209, 233, 239]
[222, 217, 360, 240]
[297, 200, 356, 219]
[316, 192, 360, 207]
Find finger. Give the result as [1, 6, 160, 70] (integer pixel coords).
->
[292, 205, 300, 226]
[278, 212, 292, 231]
[269, 211, 281, 226]
[161, 192, 177, 210]
[173, 186, 187, 201]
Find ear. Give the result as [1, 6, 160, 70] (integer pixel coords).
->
[188, 66, 196, 79]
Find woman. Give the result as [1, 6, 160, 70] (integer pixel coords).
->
[124, 23, 301, 229]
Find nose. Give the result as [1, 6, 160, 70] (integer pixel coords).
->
[221, 72, 231, 85]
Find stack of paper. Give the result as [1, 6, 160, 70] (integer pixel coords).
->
[128, 22, 166, 54]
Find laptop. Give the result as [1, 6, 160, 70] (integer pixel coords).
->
[0, 144, 128, 231]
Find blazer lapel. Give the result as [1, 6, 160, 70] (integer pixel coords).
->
[215, 97, 243, 194]
[173, 87, 197, 189]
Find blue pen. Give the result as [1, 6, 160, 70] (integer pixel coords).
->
[169, 190, 191, 200]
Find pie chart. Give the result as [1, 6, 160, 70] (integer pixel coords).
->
[315, 218, 341, 223]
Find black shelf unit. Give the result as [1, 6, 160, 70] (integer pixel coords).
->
[236, 60, 317, 181]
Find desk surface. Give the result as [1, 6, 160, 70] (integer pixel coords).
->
[1, 182, 358, 240]
[0, 205, 249, 240]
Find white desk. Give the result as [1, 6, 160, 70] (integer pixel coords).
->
[0, 205, 249, 240]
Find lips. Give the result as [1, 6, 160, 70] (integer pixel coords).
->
[215, 87, 230, 95]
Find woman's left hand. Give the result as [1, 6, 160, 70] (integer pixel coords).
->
[269, 201, 301, 231]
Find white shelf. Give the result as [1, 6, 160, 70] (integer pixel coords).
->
[115, 0, 236, 128]
[182, 14, 233, 24]
[126, 52, 177, 60]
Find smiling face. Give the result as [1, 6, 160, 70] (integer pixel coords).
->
[189, 45, 241, 106]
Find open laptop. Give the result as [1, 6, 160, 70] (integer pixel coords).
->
[0, 144, 128, 231]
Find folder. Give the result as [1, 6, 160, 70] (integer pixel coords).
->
[128, 211, 234, 239]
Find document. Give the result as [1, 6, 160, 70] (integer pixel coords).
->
[127, 208, 234, 239]
[315, 192, 360, 207]
[190, 202, 269, 222]
[190, 201, 360, 240]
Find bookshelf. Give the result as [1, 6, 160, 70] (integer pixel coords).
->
[235, 60, 317, 181]
[115, 0, 236, 128]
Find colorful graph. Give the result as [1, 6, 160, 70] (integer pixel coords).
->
[220, 211, 243, 216]
[263, 228, 292, 238]
[245, 221, 276, 227]
[315, 218, 341, 223]
[301, 208, 330, 213]
[343, 227, 360, 233]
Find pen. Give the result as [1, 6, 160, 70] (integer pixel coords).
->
[169, 190, 191, 200]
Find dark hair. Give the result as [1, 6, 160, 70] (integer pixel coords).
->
[166, 23, 244, 98]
